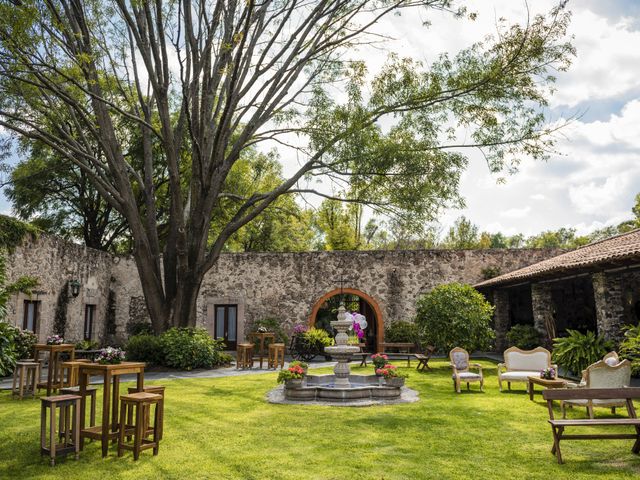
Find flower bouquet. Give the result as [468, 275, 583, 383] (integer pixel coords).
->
[96, 347, 126, 365]
[371, 353, 389, 370]
[46, 334, 64, 345]
[277, 364, 306, 387]
[540, 367, 556, 380]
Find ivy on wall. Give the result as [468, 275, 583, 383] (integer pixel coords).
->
[53, 284, 69, 337]
[0, 215, 39, 252]
[105, 289, 117, 336]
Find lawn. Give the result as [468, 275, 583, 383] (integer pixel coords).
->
[1, 359, 639, 480]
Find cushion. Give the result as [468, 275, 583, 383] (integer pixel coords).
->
[453, 372, 481, 380]
[564, 398, 626, 406]
[451, 351, 468, 370]
[604, 357, 619, 366]
[499, 371, 540, 381]
[506, 351, 549, 371]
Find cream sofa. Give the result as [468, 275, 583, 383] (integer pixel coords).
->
[498, 346, 556, 391]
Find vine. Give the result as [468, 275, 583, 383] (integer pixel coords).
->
[0, 215, 39, 252]
[53, 284, 69, 337]
[105, 289, 117, 335]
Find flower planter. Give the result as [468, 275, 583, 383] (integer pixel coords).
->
[285, 378, 304, 389]
[385, 377, 405, 387]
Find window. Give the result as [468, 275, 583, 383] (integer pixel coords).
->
[23, 300, 40, 333]
[214, 305, 238, 349]
[84, 304, 96, 341]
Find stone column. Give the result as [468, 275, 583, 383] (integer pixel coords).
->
[531, 283, 554, 344]
[592, 272, 625, 343]
[493, 289, 510, 352]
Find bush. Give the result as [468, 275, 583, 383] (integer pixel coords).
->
[506, 324, 542, 350]
[126, 321, 154, 336]
[125, 334, 163, 365]
[385, 321, 420, 343]
[252, 317, 289, 345]
[0, 321, 18, 376]
[302, 328, 333, 351]
[75, 339, 100, 351]
[160, 327, 226, 370]
[415, 283, 495, 353]
[552, 330, 614, 375]
[619, 325, 640, 376]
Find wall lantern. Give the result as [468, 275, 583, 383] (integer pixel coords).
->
[69, 279, 81, 298]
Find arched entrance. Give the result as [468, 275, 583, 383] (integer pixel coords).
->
[309, 288, 383, 353]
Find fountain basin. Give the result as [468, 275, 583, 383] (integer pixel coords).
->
[283, 374, 402, 402]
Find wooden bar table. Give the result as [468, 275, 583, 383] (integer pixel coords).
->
[78, 362, 145, 457]
[33, 344, 75, 396]
[248, 332, 276, 369]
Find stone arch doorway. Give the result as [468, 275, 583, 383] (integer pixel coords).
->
[309, 288, 383, 353]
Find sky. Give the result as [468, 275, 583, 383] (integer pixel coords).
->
[1, 0, 639, 238]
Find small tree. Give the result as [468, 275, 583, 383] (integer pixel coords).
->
[415, 283, 494, 353]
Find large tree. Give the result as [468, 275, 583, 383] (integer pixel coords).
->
[0, 1, 574, 332]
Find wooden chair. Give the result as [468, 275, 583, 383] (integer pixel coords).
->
[58, 359, 91, 389]
[562, 359, 632, 419]
[236, 343, 254, 369]
[449, 347, 483, 393]
[415, 344, 435, 372]
[268, 343, 285, 369]
[117, 392, 162, 460]
[40, 394, 81, 466]
[128, 385, 165, 440]
[12, 361, 40, 399]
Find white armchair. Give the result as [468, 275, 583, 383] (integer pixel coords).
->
[498, 346, 556, 392]
[450, 347, 483, 393]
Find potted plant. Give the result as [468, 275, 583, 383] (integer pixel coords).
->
[371, 353, 389, 371]
[376, 364, 408, 387]
[288, 360, 308, 374]
[277, 364, 306, 388]
[46, 334, 64, 345]
[540, 367, 556, 380]
[96, 346, 126, 365]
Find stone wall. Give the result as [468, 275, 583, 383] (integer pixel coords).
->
[593, 269, 640, 343]
[4, 235, 113, 343]
[5, 233, 562, 346]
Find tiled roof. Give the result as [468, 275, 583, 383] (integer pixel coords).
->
[475, 228, 640, 288]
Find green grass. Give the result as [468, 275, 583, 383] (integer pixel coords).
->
[1, 359, 640, 479]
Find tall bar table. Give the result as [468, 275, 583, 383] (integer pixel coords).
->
[78, 362, 145, 457]
[248, 332, 276, 369]
[33, 343, 75, 396]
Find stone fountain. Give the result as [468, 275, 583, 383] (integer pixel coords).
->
[267, 303, 419, 406]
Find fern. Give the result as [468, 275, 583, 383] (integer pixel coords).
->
[552, 330, 613, 375]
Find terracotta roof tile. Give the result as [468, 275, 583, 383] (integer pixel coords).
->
[475, 228, 640, 288]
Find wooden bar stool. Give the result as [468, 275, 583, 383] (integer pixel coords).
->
[58, 359, 91, 389]
[40, 394, 81, 466]
[12, 361, 40, 399]
[128, 385, 165, 440]
[236, 343, 254, 369]
[60, 386, 97, 429]
[117, 392, 162, 460]
[268, 343, 285, 369]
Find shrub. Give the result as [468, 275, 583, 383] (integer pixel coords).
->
[125, 334, 163, 365]
[160, 327, 226, 370]
[619, 325, 640, 376]
[126, 321, 154, 336]
[415, 283, 495, 353]
[385, 321, 420, 343]
[75, 339, 100, 351]
[252, 317, 289, 345]
[302, 328, 333, 351]
[0, 321, 18, 376]
[13, 328, 37, 360]
[552, 330, 614, 375]
[506, 324, 542, 350]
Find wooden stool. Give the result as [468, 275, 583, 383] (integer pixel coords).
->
[236, 344, 254, 369]
[40, 394, 81, 466]
[12, 361, 40, 399]
[117, 392, 162, 460]
[60, 386, 97, 429]
[268, 343, 285, 369]
[128, 385, 165, 440]
[58, 360, 90, 389]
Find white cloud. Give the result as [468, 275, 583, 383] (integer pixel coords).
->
[530, 194, 546, 201]
[500, 206, 532, 219]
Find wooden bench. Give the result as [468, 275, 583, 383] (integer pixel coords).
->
[543, 387, 640, 464]
[380, 343, 415, 367]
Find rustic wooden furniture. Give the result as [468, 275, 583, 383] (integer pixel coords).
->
[40, 394, 81, 466]
[12, 360, 40, 399]
[74, 349, 102, 361]
[528, 376, 567, 401]
[236, 343, 254, 369]
[78, 362, 145, 457]
[562, 360, 632, 419]
[58, 359, 91, 389]
[268, 343, 285, 369]
[60, 386, 97, 429]
[542, 387, 640, 464]
[128, 385, 165, 440]
[449, 347, 483, 393]
[117, 392, 162, 461]
[415, 345, 435, 372]
[498, 346, 556, 392]
[380, 342, 415, 367]
[248, 332, 276, 368]
[33, 344, 76, 396]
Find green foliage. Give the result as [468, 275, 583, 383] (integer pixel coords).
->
[75, 339, 99, 351]
[125, 334, 163, 365]
[13, 328, 36, 360]
[276, 368, 304, 384]
[252, 317, 289, 345]
[415, 283, 495, 353]
[552, 330, 614, 375]
[442, 217, 480, 249]
[0, 252, 38, 323]
[0, 215, 39, 251]
[385, 321, 420, 343]
[481, 266, 502, 280]
[126, 321, 154, 336]
[0, 322, 18, 376]
[302, 328, 334, 351]
[619, 325, 640, 376]
[506, 324, 542, 350]
[160, 328, 226, 371]
[105, 290, 117, 336]
[53, 284, 69, 337]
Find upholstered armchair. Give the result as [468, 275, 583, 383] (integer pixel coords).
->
[562, 359, 632, 419]
[498, 346, 556, 392]
[449, 347, 483, 393]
